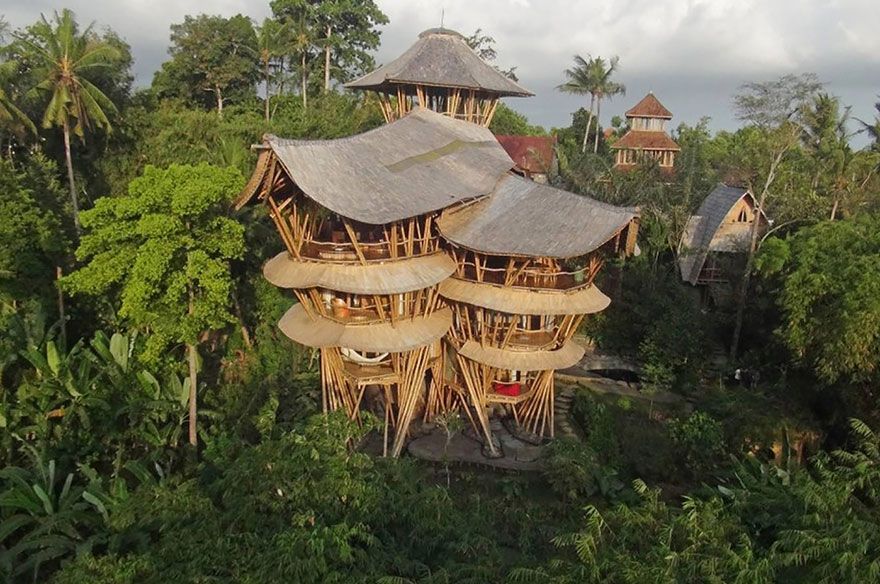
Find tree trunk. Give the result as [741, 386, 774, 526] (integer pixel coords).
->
[187, 285, 198, 447]
[830, 197, 840, 220]
[302, 52, 308, 109]
[581, 95, 595, 154]
[56, 266, 66, 348]
[187, 342, 198, 446]
[61, 120, 79, 234]
[264, 60, 271, 122]
[323, 26, 332, 93]
[593, 98, 602, 153]
[232, 289, 252, 348]
[729, 149, 786, 361]
[216, 86, 224, 118]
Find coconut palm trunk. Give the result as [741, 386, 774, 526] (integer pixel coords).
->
[264, 60, 271, 121]
[593, 98, 603, 153]
[582, 95, 595, 154]
[61, 119, 79, 232]
[323, 25, 331, 92]
[302, 52, 308, 109]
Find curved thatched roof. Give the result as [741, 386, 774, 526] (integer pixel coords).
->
[458, 339, 585, 371]
[264, 252, 456, 295]
[678, 184, 767, 285]
[278, 304, 452, 352]
[345, 28, 533, 97]
[439, 278, 610, 315]
[438, 174, 638, 258]
[260, 108, 513, 224]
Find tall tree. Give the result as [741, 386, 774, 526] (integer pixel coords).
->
[257, 18, 288, 121]
[728, 73, 822, 361]
[757, 216, 880, 385]
[154, 14, 259, 116]
[13, 9, 121, 232]
[271, 0, 388, 93]
[63, 164, 245, 446]
[557, 54, 626, 153]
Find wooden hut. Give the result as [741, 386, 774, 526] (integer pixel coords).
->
[678, 184, 769, 285]
[345, 28, 533, 126]
[611, 93, 680, 172]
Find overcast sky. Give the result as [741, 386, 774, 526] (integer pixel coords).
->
[3, 0, 879, 144]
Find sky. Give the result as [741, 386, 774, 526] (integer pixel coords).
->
[3, 0, 879, 144]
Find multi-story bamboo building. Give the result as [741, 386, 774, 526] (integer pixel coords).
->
[238, 28, 639, 458]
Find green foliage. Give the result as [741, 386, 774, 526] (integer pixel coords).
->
[153, 14, 259, 113]
[64, 163, 245, 358]
[571, 391, 619, 466]
[668, 411, 726, 474]
[489, 103, 546, 136]
[543, 439, 600, 500]
[0, 452, 107, 583]
[14, 9, 122, 138]
[763, 215, 880, 385]
[0, 158, 67, 303]
[270, 0, 388, 88]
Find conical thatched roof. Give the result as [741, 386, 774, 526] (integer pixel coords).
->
[345, 28, 533, 97]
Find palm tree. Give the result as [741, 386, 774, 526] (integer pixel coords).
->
[0, 85, 36, 140]
[15, 9, 120, 232]
[257, 18, 288, 122]
[858, 98, 880, 152]
[289, 15, 314, 110]
[557, 55, 626, 154]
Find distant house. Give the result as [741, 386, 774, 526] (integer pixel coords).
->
[495, 135, 557, 183]
[611, 93, 680, 172]
[678, 184, 770, 286]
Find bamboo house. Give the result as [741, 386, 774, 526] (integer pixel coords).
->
[237, 28, 640, 458]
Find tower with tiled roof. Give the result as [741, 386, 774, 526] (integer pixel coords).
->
[611, 93, 681, 172]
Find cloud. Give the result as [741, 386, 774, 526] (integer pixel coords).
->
[3, 0, 878, 140]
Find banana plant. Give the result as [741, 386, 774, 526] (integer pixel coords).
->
[0, 452, 100, 583]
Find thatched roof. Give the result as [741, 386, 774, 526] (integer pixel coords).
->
[678, 184, 767, 285]
[438, 174, 638, 258]
[458, 339, 585, 371]
[610, 130, 681, 151]
[264, 252, 456, 295]
[625, 93, 673, 119]
[345, 28, 533, 97]
[439, 278, 610, 315]
[239, 108, 514, 224]
[278, 304, 452, 352]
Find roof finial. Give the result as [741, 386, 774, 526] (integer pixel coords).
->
[440, 8, 445, 29]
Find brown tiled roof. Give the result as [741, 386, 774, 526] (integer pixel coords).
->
[610, 130, 681, 151]
[495, 135, 556, 174]
[625, 93, 673, 119]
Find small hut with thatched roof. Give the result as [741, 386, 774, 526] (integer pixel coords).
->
[678, 184, 770, 286]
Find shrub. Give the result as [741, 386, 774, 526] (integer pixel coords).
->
[543, 439, 600, 500]
[668, 411, 725, 474]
